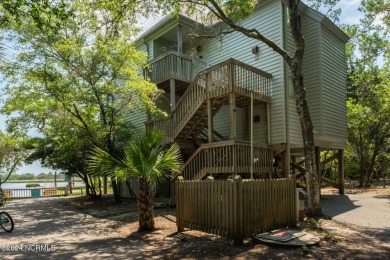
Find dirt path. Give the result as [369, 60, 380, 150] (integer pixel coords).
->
[0, 197, 139, 259]
[0, 195, 389, 259]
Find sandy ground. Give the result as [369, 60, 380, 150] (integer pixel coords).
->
[0, 187, 389, 259]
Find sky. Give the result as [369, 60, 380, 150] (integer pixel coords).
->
[0, 0, 364, 175]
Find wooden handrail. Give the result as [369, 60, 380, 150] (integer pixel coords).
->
[147, 50, 192, 65]
[171, 141, 273, 181]
[146, 58, 273, 142]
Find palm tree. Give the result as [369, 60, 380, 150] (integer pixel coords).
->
[88, 128, 182, 231]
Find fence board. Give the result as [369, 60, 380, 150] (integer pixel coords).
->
[176, 177, 297, 241]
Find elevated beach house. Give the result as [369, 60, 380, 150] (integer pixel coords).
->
[120, 0, 349, 198]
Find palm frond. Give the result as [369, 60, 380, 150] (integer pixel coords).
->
[87, 128, 182, 185]
[87, 147, 130, 180]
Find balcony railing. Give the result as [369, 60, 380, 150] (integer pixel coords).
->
[144, 50, 209, 85]
[144, 51, 192, 84]
[178, 140, 273, 180]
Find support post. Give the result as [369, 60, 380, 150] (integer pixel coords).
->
[177, 25, 183, 79]
[242, 107, 249, 141]
[267, 103, 271, 144]
[207, 99, 213, 143]
[315, 146, 321, 196]
[250, 92, 254, 179]
[338, 149, 345, 195]
[207, 73, 213, 143]
[54, 171, 57, 189]
[280, 151, 286, 177]
[177, 25, 183, 54]
[234, 175, 243, 245]
[291, 155, 297, 176]
[170, 78, 176, 111]
[285, 144, 291, 177]
[176, 176, 184, 232]
[229, 93, 237, 140]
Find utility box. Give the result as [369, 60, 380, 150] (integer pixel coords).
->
[296, 188, 307, 221]
[31, 189, 41, 198]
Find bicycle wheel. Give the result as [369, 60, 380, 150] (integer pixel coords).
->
[0, 212, 14, 232]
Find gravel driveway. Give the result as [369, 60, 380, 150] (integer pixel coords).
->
[321, 193, 390, 243]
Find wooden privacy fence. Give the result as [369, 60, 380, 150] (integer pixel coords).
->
[176, 176, 297, 243]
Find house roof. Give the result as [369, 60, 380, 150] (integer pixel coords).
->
[135, 0, 349, 45]
[298, 2, 350, 43]
[134, 14, 205, 46]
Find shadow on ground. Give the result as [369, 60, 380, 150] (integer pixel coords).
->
[321, 195, 360, 217]
[0, 196, 388, 259]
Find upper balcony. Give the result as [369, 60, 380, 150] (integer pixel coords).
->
[144, 50, 209, 90]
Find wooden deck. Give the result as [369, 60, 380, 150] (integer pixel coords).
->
[177, 140, 273, 180]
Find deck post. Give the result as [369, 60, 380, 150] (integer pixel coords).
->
[177, 25, 183, 54]
[170, 78, 176, 111]
[242, 106, 249, 141]
[234, 175, 243, 245]
[250, 92, 254, 179]
[207, 99, 213, 143]
[280, 151, 286, 177]
[207, 73, 213, 142]
[267, 102, 271, 144]
[176, 176, 184, 232]
[177, 25, 183, 79]
[315, 146, 321, 196]
[338, 149, 345, 195]
[229, 93, 237, 140]
[291, 155, 297, 176]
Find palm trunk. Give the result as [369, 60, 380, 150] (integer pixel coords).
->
[137, 176, 154, 231]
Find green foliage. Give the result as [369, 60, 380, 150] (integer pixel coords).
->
[343, 1, 390, 187]
[0, 0, 162, 194]
[0, 130, 28, 185]
[0, 0, 72, 29]
[307, 218, 323, 231]
[88, 128, 182, 185]
[344, 161, 360, 180]
[89, 128, 182, 229]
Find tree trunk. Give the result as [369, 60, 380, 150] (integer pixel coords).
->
[291, 63, 322, 216]
[137, 176, 154, 231]
[287, 1, 322, 216]
[111, 177, 121, 203]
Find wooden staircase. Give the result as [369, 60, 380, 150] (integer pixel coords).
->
[178, 96, 226, 141]
[145, 58, 274, 184]
[146, 58, 272, 144]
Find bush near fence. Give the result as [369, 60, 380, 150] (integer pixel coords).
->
[176, 176, 297, 244]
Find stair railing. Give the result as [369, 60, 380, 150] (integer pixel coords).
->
[146, 59, 272, 142]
